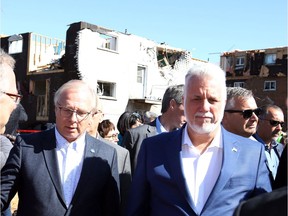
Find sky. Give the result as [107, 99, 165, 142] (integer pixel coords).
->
[1, 0, 287, 64]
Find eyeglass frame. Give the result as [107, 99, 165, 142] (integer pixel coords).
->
[259, 118, 285, 128]
[0, 90, 23, 104]
[224, 108, 261, 119]
[105, 133, 119, 139]
[57, 103, 92, 121]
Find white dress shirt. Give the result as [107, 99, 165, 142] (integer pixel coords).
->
[181, 125, 223, 214]
[55, 129, 86, 207]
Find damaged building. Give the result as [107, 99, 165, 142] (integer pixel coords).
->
[220, 46, 287, 124]
[1, 21, 200, 129]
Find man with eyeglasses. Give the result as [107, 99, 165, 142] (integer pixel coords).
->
[1, 79, 120, 215]
[0, 49, 21, 216]
[253, 104, 285, 181]
[222, 87, 260, 139]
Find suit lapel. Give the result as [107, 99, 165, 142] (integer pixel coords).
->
[202, 128, 240, 211]
[165, 127, 196, 211]
[146, 125, 157, 137]
[70, 135, 100, 205]
[42, 129, 66, 205]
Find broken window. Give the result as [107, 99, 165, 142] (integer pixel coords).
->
[264, 54, 276, 65]
[8, 34, 23, 54]
[235, 56, 245, 70]
[30, 79, 50, 120]
[264, 80, 276, 91]
[97, 81, 116, 98]
[99, 33, 117, 51]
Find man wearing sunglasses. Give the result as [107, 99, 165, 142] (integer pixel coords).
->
[253, 104, 285, 181]
[222, 87, 260, 139]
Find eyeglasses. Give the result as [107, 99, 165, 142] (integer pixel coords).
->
[224, 108, 261, 119]
[0, 90, 23, 104]
[105, 133, 119, 139]
[260, 118, 285, 128]
[57, 104, 92, 121]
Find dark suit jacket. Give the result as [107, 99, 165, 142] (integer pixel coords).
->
[98, 136, 132, 216]
[273, 145, 287, 190]
[0, 128, 120, 216]
[233, 186, 287, 216]
[122, 119, 157, 173]
[126, 125, 272, 216]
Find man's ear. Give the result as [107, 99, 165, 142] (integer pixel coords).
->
[170, 99, 177, 110]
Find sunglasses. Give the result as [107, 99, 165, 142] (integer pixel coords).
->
[260, 119, 285, 127]
[224, 108, 261, 119]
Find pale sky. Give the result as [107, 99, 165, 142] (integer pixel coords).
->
[1, 0, 287, 64]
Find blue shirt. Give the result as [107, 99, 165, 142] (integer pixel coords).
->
[253, 133, 280, 179]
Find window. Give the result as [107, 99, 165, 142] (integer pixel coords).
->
[236, 57, 245, 66]
[30, 79, 50, 121]
[137, 66, 146, 83]
[235, 56, 245, 70]
[8, 34, 23, 54]
[265, 54, 276, 65]
[97, 81, 116, 98]
[99, 33, 117, 51]
[264, 81, 276, 91]
[234, 82, 244, 88]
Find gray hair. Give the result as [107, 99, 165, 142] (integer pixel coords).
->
[225, 87, 254, 110]
[54, 79, 96, 110]
[0, 49, 16, 93]
[161, 84, 184, 113]
[185, 63, 227, 100]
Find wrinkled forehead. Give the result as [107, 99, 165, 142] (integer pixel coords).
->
[0, 67, 17, 93]
[57, 87, 94, 110]
[185, 74, 226, 98]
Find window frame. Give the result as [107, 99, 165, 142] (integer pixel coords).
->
[264, 80, 276, 91]
[97, 81, 117, 99]
[233, 82, 245, 88]
[264, 53, 277, 65]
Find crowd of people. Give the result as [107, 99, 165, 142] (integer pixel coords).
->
[0, 48, 287, 216]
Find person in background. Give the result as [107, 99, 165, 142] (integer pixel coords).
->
[0, 49, 22, 216]
[128, 112, 143, 129]
[87, 96, 131, 216]
[4, 103, 28, 143]
[1, 79, 120, 215]
[117, 111, 132, 146]
[126, 63, 271, 216]
[98, 119, 119, 144]
[222, 87, 261, 138]
[253, 104, 285, 181]
[122, 84, 186, 174]
[143, 111, 158, 124]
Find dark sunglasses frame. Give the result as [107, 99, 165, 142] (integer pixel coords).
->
[224, 108, 261, 119]
[260, 118, 285, 127]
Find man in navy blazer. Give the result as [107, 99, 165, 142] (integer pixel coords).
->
[126, 63, 272, 216]
[123, 84, 186, 174]
[1, 80, 120, 216]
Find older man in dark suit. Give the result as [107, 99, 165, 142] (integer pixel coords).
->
[122, 84, 186, 173]
[1, 80, 120, 216]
